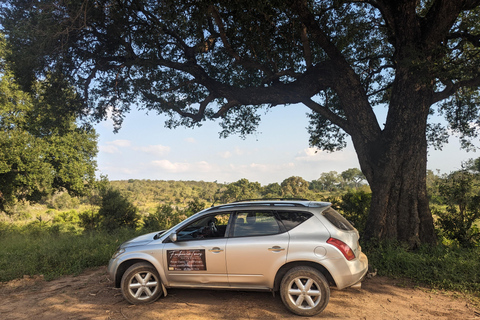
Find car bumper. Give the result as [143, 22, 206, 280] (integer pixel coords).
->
[332, 251, 368, 289]
[107, 258, 119, 285]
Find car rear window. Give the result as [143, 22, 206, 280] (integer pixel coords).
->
[322, 207, 354, 231]
[276, 211, 313, 231]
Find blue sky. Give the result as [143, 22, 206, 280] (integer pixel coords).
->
[95, 104, 476, 185]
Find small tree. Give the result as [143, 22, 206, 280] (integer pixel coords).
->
[262, 183, 282, 198]
[317, 171, 340, 192]
[98, 188, 139, 232]
[182, 198, 207, 217]
[340, 168, 366, 189]
[281, 176, 309, 198]
[434, 169, 480, 247]
[143, 204, 186, 231]
[220, 179, 261, 203]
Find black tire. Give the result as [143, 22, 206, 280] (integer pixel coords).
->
[121, 262, 163, 305]
[280, 266, 330, 316]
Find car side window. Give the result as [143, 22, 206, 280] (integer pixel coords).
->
[176, 213, 230, 241]
[276, 211, 313, 231]
[232, 211, 281, 237]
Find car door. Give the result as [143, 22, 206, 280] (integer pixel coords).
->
[163, 213, 231, 287]
[226, 210, 289, 289]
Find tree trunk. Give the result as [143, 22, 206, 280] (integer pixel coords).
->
[354, 75, 437, 248]
[362, 142, 436, 247]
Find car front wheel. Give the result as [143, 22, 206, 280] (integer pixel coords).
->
[121, 262, 163, 305]
[280, 266, 330, 316]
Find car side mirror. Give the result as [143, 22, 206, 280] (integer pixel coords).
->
[169, 233, 177, 243]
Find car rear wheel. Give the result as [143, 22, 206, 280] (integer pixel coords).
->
[121, 262, 163, 305]
[280, 266, 330, 316]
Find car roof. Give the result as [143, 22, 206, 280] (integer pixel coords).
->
[203, 200, 331, 213]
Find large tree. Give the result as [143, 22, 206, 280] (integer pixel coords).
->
[0, 35, 98, 212]
[2, 0, 480, 247]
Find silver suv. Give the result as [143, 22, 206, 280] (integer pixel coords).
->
[108, 200, 368, 316]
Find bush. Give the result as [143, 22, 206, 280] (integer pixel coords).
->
[434, 170, 480, 248]
[339, 190, 371, 234]
[143, 204, 186, 231]
[98, 188, 139, 232]
[78, 209, 101, 231]
[181, 198, 206, 217]
[50, 192, 80, 210]
[53, 210, 80, 224]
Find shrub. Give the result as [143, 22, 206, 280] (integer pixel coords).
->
[78, 209, 101, 231]
[434, 170, 480, 248]
[53, 210, 80, 225]
[98, 188, 139, 232]
[50, 192, 79, 210]
[143, 204, 186, 231]
[181, 198, 206, 217]
[339, 190, 371, 234]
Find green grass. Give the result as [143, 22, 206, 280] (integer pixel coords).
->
[365, 241, 480, 294]
[0, 224, 138, 281]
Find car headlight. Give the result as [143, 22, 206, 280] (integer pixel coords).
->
[111, 247, 126, 259]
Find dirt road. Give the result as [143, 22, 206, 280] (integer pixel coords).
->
[0, 266, 478, 320]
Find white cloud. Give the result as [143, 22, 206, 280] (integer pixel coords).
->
[108, 140, 132, 147]
[185, 137, 197, 143]
[99, 145, 119, 154]
[134, 145, 171, 156]
[294, 148, 349, 162]
[218, 151, 232, 159]
[234, 146, 250, 156]
[248, 162, 295, 171]
[151, 160, 213, 173]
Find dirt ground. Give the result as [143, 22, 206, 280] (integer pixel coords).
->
[0, 266, 479, 320]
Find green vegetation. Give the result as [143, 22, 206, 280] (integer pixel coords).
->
[0, 36, 98, 213]
[0, 167, 478, 305]
[0, 222, 139, 281]
[366, 242, 480, 294]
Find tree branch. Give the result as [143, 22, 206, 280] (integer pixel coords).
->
[421, 0, 466, 45]
[302, 98, 351, 135]
[212, 99, 241, 118]
[448, 32, 480, 48]
[171, 95, 215, 122]
[208, 5, 273, 76]
[463, 0, 480, 10]
[300, 24, 313, 68]
[432, 76, 480, 104]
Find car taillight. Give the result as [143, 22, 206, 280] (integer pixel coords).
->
[327, 237, 355, 261]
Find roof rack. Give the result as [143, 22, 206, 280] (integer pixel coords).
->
[205, 199, 329, 211]
[232, 198, 310, 203]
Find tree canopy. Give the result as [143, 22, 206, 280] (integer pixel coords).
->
[1, 0, 480, 247]
[0, 36, 98, 212]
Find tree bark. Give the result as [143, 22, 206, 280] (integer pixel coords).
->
[356, 70, 437, 247]
[362, 139, 436, 247]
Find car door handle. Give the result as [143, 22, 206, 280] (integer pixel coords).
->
[268, 246, 285, 252]
[209, 247, 224, 253]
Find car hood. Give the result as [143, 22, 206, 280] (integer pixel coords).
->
[122, 231, 164, 248]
